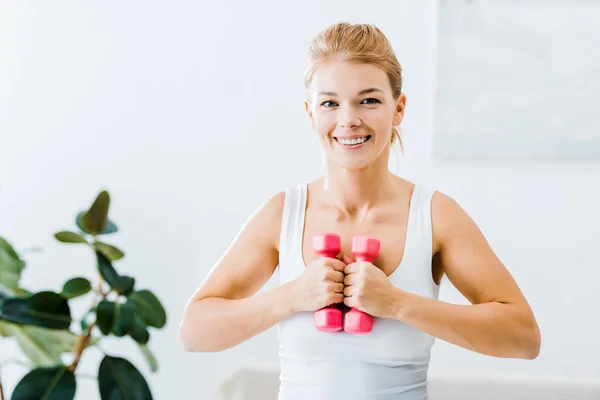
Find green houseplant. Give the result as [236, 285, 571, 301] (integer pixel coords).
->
[0, 190, 166, 399]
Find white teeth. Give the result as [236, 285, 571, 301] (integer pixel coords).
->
[338, 136, 368, 145]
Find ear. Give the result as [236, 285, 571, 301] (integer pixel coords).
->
[392, 93, 407, 126]
[304, 100, 315, 130]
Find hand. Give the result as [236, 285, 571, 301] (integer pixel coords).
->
[342, 256, 399, 319]
[290, 256, 346, 313]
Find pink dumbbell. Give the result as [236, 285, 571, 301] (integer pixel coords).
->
[312, 233, 343, 332]
[344, 235, 381, 334]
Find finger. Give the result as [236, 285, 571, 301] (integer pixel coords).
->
[326, 270, 345, 283]
[344, 262, 360, 275]
[323, 269, 343, 283]
[329, 293, 344, 305]
[344, 273, 358, 286]
[343, 296, 354, 308]
[343, 285, 354, 297]
[327, 282, 344, 294]
[326, 258, 347, 272]
[333, 282, 344, 293]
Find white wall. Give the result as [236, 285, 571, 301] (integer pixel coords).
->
[1, 0, 599, 399]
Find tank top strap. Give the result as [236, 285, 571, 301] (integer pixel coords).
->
[405, 183, 436, 266]
[278, 182, 307, 285]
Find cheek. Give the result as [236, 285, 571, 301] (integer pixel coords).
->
[373, 106, 392, 120]
[314, 112, 336, 132]
[368, 109, 394, 129]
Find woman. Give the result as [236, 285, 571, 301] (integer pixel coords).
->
[180, 22, 541, 399]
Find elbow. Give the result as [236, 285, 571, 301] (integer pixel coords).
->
[178, 304, 207, 353]
[517, 317, 541, 360]
[180, 329, 226, 353]
[179, 303, 226, 353]
[523, 324, 541, 360]
[179, 320, 214, 353]
[179, 319, 200, 352]
[500, 303, 541, 360]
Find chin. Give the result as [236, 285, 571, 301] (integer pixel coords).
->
[329, 155, 373, 171]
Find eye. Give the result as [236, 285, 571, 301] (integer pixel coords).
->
[320, 100, 338, 107]
[361, 98, 381, 105]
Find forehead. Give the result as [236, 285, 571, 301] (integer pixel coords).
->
[310, 61, 390, 96]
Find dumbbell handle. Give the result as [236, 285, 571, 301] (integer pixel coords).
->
[345, 236, 380, 334]
[346, 255, 375, 331]
[313, 234, 343, 332]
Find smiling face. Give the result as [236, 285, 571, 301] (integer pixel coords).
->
[305, 60, 406, 170]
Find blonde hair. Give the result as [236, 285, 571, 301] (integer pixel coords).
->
[304, 22, 404, 153]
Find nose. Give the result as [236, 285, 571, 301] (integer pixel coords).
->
[339, 105, 361, 129]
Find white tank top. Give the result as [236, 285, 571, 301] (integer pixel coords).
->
[276, 182, 440, 400]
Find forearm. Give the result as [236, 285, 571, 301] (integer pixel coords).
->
[393, 289, 540, 359]
[180, 282, 298, 352]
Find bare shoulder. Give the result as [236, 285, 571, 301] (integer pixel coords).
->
[430, 189, 499, 268]
[245, 189, 287, 250]
[430, 190, 479, 254]
[229, 188, 287, 263]
[221, 188, 286, 255]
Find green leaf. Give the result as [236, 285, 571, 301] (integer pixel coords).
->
[96, 301, 116, 335]
[0, 321, 60, 365]
[98, 356, 152, 400]
[96, 300, 135, 337]
[54, 231, 88, 244]
[77, 191, 111, 235]
[80, 308, 95, 331]
[103, 220, 118, 234]
[114, 300, 136, 337]
[0, 320, 10, 337]
[1, 281, 32, 298]
[12, 287, 33, 297]
[96, 252, 135, 295]
[0, 283, 11, 299]
[76, 212, 118, 235]
[11, 366, 76, 400]
[129, 315, 149, 344]
[61, 277, 92, 299]
[129, 290, 166, 329]
[0, 320, 99, 367]
[138, 343, 158, 373]
[119, 275, 135, 296]
[0, 291, 71, 329]
[94, 241, 125, 261]
[0, 237, 25, 290]
[0, 236, 20, 259]
[97, 251, 120, 288]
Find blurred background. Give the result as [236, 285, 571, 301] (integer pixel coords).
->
[1, 0, 599, 399]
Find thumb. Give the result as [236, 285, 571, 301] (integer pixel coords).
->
[340, 254, 354, 265]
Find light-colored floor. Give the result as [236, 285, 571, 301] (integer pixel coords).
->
[219, 364, 600, 400]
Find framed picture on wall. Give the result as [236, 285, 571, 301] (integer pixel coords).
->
[433, 0, 600, 161]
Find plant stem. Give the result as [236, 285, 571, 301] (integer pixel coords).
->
[68, 321, 95, 373]
[68, 271, 105, 373]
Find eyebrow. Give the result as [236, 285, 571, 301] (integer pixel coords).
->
[317, 88, 384, 97]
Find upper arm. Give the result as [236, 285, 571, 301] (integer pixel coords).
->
[188, 191, 285, 303]
[431, 192, 532, 309]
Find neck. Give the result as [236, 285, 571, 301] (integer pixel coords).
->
[321, 149, 395, 217]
